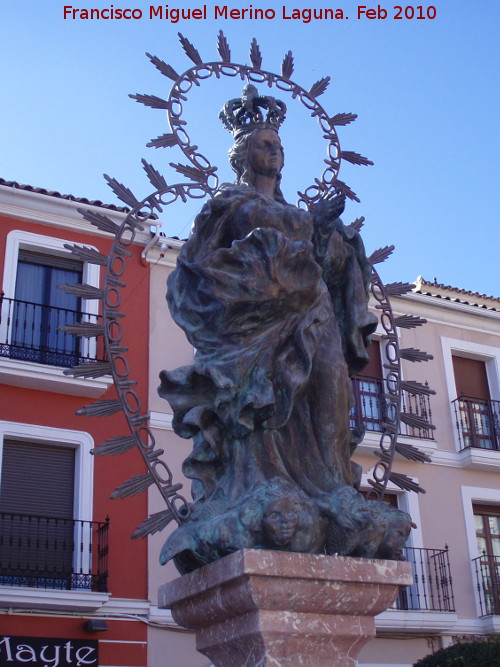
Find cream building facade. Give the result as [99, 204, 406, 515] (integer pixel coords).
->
[144, 234, 500, 666]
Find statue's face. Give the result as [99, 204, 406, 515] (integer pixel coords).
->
[263, 497, 299, 547]
[379, 523, 410, 560]
[249, 129, 283, 177]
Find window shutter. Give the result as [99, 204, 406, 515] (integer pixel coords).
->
[363, 340, 382, 378]
[0, 441, 76, 586]
[474, 504, 500, 518]
[18, 249, 83, 272]
[452, 356, 490, 400]
[0, 440, 75, 519]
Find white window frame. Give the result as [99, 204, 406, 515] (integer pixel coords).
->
[0, 420, 94, 580]
[0, 419, 94, 522]
[461, 485, 500, 619]
[0, 421, 110, 610]
[355, 324, 437, 456]
[360, 472, 423, 549]
[1, 229, 100, 359]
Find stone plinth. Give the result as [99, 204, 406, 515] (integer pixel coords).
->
[158, 549, 412, 667]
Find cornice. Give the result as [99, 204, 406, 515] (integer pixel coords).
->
[149, 411, 174, 431]
[0, 184, 152, 246]
[394, 291, 500, 323]
[143, 242, 183, 268]
[0, 586, 109, 612]
[0, 357, 113, 398]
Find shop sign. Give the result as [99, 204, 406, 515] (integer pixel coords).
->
[0, 636, 98, 667]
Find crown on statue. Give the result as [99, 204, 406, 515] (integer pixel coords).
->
[219, 84, 287, 138]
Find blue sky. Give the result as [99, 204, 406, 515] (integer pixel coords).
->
[1, 1, 499, 296]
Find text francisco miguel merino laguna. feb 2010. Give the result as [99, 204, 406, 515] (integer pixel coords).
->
[63, 5, 438, 22]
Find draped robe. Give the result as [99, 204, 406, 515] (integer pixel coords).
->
[159, 185, 377, 566]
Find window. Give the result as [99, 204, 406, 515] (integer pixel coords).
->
[351, 340, 434, 439]
[1, 230, 102, 370]
[0, 421, 108, 593]
[351, 340, 385, 432]
[473, 504, 500, 615]
[453, 356, 490, 399]
[0, 440, 75, 588]
[373, 493, 453, 613]
[8, 250, 84, 366]
[461, 487, 500, 618]
[442, 338, 500, 457]
[452, 355, 499, 450]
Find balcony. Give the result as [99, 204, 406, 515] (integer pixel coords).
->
[0, 295, 104, 368]
[376, 546, 457, 634]
[473, 553, 500, 616]
[0, 512, 109, 592]
[452, 395, 500, 451]
[396, 546, 455, 612]
[351, 375, 435, 440]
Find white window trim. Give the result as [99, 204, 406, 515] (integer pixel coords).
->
[441, 336, 500, 403]
[461, 485, 500, 619]
[2, 230, 100, 358]
[0, 420, 94, 522]
[0, 421, 112, 612]
[441, 336, 500, 456]
[354, 327, 437, 456]
[3, 229, 100, 300]
[1, 230, 112, 397]
[360, 472, 423, 549]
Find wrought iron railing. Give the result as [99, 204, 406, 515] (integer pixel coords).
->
[473, 553, 500, 616]
[351, 375, 434, 439]
[452, 395, 500, 451]
[395, 546, 455, 612]
[0, 512, 109, 592]
[0, 295, 104, 368]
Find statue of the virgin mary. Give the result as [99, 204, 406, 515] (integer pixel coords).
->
[158, 85, 412, 573]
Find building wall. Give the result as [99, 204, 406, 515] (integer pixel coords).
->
[145, 237, 500, 666]
[144, 246, 206, 665]
[357, 285, 500, 663]
[0, 186, 150, 666]
[6, 181, 498, 666]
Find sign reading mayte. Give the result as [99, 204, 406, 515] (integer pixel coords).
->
[0, 637, 98, 667]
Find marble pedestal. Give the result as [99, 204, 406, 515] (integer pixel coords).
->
[159, 549, 412, 667]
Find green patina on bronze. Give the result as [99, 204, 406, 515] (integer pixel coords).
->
[158, 89, 413, 574]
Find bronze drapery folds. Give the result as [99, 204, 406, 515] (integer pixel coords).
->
[63, 34, 435, 575]
[158, 88, 412, 573]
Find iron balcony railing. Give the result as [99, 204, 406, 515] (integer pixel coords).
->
[452, 395, 500, 451]
[395, 546, 455, 612]
[351, 375, 435, 440]
[0, 512, 109, 592]
[473, 553, 500, 616]
[0, 295, 104, 368]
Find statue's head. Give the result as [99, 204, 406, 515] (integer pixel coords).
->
[238, 478, 325, 552]
[228, 128, 285, 198]
[220, 85, 287, 201]
[262, 495, 300, 548]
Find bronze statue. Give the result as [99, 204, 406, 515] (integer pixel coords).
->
[158, 85, 413, 573]
[65, 37, 434, 577]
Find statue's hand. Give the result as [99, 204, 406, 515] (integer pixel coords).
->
[313, 192, 346, 226]
[324, 191, 346, 219]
